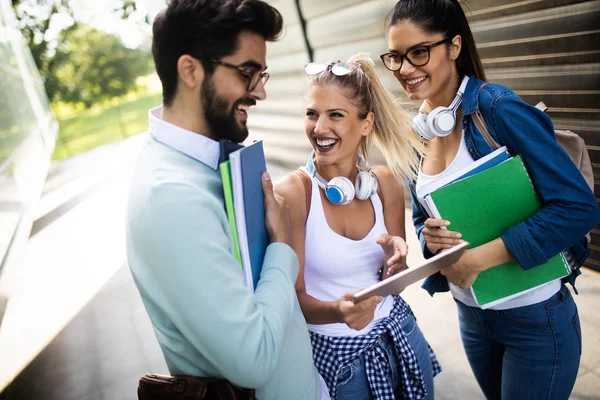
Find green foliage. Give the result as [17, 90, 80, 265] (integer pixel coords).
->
[114, 0, 138, 19]
[11, 0, 153, 108]
[51, 23, 153, 107]
[12, 0, 74, 97]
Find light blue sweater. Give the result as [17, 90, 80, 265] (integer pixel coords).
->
[126, 133, 322, 399]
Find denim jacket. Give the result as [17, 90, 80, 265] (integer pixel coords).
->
[410, 76, 600, 296]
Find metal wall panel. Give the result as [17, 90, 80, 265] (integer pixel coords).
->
[246, 0, 311, 165]
[255, 0, 600, 269]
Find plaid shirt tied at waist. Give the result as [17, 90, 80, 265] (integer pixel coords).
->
[309, 296, 441, 400]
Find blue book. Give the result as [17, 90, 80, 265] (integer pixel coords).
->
[448, 151, 510, 183]
[229, 141, 269, 291]
[218, 139, 243, 164]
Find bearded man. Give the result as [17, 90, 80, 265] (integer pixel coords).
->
[125, 1, 328, 399]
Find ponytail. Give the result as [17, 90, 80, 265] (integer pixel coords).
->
[349, 54, 425, 182]
[306, 53, 424, 182]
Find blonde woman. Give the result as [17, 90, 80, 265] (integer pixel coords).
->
[276, 56, 438, 400]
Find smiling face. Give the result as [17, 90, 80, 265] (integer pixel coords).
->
[304, 84, 372, 167]
[386, 21, 460, 105]
[202, 30, 268, 143]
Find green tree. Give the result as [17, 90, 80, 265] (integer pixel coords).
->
[11, 0, 74, 101]
[51, 23, 152, 107]
[11, 0, 151, 106]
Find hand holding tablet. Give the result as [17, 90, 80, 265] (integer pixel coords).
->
[353, 241, 470, 302]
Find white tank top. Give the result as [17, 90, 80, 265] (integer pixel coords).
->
[416, 131, 560, 310]
[301, 169, 393, 337]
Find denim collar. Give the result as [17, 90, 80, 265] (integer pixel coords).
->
[461, 76, 486, 116]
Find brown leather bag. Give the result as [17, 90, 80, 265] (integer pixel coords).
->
[137, 373, 256, 400]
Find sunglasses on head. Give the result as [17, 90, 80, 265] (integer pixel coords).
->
[304, 62, 362, 76]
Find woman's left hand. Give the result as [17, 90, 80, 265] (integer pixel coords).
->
[440, 250, 481, 288]
[376, 233, 408, 278]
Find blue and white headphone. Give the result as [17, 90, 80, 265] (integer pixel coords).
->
[412, 75, 470, 141]
[305, 151, 378, 205]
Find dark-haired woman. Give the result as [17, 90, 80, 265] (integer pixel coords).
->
[380, 1, 600, 399]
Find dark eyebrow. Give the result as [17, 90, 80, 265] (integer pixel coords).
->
[240, 60, 266, 70]
[388, 41, 431, 54]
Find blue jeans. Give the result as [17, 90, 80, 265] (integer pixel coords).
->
[335, 314, 434, 400]
[456, 284, 581, 400]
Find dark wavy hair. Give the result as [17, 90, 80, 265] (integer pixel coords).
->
[385, 0, 486, 81]
[152, 0, 284, 106]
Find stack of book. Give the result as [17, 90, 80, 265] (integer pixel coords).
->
[219, 140, 269, 291]
[420, 147, 571, 309]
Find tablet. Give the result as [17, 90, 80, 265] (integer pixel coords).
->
[353, 241, 470, 302]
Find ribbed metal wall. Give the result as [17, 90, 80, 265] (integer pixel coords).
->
[468, 0, 600, 270]
[246, 0, 311, 168]
[252, 0, 600, 270]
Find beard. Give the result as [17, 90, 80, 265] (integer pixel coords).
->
[201, 79, 251, 144]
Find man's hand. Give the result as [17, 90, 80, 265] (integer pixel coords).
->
[376, 233, 408, 277]
[422, 218, 462, 254]
[336, 291, 383, 331]
[262, 172, 291, 245]
[440, 250, 481, 288]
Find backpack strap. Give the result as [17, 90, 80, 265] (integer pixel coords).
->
[293, 169, 312, 217]
[473, 83, 501, 150]
[472, 110, 501, 150]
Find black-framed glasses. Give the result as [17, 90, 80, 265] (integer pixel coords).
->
[380, 38, 451, 72]
[210, 59, 269, 92]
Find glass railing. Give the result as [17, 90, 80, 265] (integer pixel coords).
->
[0, 0, 57, 324]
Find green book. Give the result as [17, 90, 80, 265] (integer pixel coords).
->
[427, 156, 570, 308]
[220, 161, 242, 266]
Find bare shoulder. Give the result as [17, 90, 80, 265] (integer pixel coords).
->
[274, 171, 309, 215]
[274, 172, 305, 200]
[371, 165, 404, 202]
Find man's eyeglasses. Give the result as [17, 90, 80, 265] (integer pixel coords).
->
[210, 60, 269, 92]
[380, 38, 451, 72]
[304, 62, 361, 76]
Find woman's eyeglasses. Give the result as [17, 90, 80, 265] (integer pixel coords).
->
[304, 62, 361, 76]
[380, 38, 451, 72]
[210, 59, 269, 92]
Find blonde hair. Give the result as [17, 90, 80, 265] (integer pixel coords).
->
[306, 53, 424, 181]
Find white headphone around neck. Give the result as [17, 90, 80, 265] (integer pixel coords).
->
[305, 152, 378, 205]
[412, 75, 470, 141]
